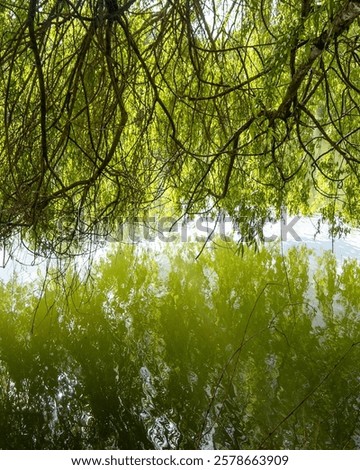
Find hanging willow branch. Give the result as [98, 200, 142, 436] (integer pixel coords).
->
[1, 0, 360, 254]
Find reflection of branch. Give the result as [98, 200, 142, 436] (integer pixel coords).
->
[259, 341, 360, 449]
[196, 282, 284, 448]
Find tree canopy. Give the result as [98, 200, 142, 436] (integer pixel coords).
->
[1, 0, 360, 253]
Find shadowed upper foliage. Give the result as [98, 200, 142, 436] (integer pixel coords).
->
[1, 0, 360, 254]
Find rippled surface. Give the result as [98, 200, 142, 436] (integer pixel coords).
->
[0, 243, 359, 449]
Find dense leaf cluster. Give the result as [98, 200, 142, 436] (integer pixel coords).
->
[1, 1, 360, 253]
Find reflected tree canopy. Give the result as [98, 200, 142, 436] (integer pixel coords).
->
[0, 244, 359, 449]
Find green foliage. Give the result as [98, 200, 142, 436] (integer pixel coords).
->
[1, 1, 360, 253]
[0, 244, 359, 449]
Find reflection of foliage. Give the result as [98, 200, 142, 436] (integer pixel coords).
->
[1, 1, 360, 253]
[0, 244, 359, 449]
